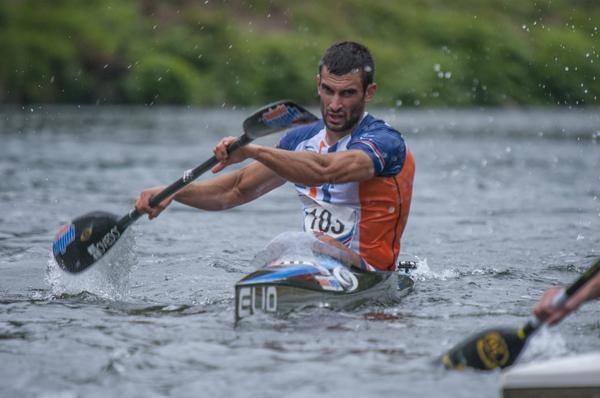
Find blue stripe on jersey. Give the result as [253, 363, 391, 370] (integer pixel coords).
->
[322, 183, 332, 202]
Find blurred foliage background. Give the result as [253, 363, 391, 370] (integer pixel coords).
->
[0, 0, 598, 107]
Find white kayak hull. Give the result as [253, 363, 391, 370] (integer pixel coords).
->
[501, 352, 600, 398]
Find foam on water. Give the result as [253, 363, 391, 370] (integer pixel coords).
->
[516, 325, 570, 365]
[45, 231, 137, 300]
[410, 257, 461, 281]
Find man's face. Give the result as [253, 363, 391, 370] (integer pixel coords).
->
[317, 66, 376, 135]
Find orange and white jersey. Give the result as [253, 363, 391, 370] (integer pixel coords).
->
[278, 113, 415, 271]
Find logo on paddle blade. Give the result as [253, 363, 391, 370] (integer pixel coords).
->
[86, 225, 121, 260]
[52, 224, 75, 255]
[261, 104, 304, 129]
[476, 332, 510, 369]
[80, 226, 93, 242]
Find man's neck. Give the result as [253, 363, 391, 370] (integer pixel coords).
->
[324, 129, 351, 146]
[324, 112, 366, 145]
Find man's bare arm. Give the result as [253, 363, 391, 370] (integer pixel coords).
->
[244, 145, 375, 186]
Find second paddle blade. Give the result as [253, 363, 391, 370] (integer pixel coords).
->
[440, 327, 528, 370]
[52, 211, 123, 273]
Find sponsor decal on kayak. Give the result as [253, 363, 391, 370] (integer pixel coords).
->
[315, 276, 344, 292]
[52, 223, 75, 255]
[261, 104, 304, 129]
[86, 225, 121, 260]
[243, 265, 320, 284]
[333, 266, 359, 292]
[267, 260, 331, 276]
[237, 286, 277, 318]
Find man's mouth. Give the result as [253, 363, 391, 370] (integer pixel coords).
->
[327, 112, 345, 124]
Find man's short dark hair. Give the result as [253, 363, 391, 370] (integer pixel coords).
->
[319, 41, 375, 89]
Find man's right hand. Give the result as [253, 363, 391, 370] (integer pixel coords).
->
[135, 186, 173, 220]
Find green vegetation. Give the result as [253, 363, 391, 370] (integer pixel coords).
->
[1, 0, 598, 107]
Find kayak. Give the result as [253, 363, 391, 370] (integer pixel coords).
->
[234, 232, 415, 322]
[501, 352, 600, 398]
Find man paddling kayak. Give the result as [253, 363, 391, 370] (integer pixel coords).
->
[135, 41, 415, 272]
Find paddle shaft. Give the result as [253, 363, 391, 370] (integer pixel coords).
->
[522, 257, 600, 336]
[117, 134, 252, 230]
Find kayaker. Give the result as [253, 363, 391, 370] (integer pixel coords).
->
[135, 41, 415, 272]
[534, 271, 600, 325]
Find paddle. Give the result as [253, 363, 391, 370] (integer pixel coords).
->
[52, 100, 319, 273]
[440, 257, 600, 370]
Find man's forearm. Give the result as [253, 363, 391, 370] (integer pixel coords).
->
[173, 171, 241, 211]
[174, 161, 284, 211]
[246, 145, 374, 186]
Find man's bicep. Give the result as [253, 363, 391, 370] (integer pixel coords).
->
[329, 150, 375, 182]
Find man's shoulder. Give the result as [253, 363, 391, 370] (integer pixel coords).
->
[278, 120, 324, 150]
[357, 113, 402, 136]
[349, 113, 407, 176]
[350, 114, 405, 147]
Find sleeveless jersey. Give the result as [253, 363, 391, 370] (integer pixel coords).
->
[278, 113, 415, 271]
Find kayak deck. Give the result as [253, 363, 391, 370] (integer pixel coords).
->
[234, 256, 415, 323]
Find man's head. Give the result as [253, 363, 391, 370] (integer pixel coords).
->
[317, 41, 377, 135]
[318, 41, 375, 91]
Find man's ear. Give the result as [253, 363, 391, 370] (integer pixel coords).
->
[365, 83, 377, 103]
[316, 74, 321, 95]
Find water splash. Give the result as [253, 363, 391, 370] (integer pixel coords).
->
[411, 257, 460, 281]
[251, 231, 323, 267]
[45, 231, 137, 300]
[518, 325, 569, 364]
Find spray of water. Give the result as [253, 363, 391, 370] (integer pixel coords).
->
[251, 231, 322, 267]
[518, 325, 570, 364]
[45, 231, 137, 300]
[410, 257, 460, 281]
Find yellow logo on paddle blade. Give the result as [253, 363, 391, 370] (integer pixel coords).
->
[80, 227, 93, 242]
[476, 332, 510, 369]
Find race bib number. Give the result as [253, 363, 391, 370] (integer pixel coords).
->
[302, 197, 356, 241]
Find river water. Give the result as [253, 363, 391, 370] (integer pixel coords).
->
[1, 105, 599, 398]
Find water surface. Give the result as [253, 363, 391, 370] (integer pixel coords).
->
[1, 105, 599, 397]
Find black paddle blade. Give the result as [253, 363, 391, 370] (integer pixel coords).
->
[242, 100, 318, 139]
[52, 211, 123, 273]
[440, 327, 528, 370]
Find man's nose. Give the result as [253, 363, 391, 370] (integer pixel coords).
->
[329, 94, 343, 110]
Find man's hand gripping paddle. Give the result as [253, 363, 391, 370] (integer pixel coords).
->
[52, 100, 318, 273]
